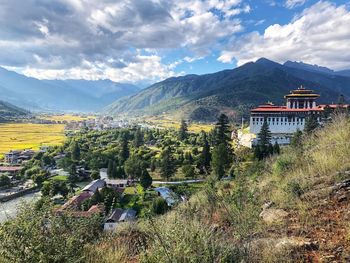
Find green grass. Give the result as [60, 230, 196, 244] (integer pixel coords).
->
[50, 175, 68, 182]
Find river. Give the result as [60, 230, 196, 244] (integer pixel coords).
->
[0, 191, 41, 223]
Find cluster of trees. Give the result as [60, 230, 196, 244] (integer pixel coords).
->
[0, 174, 11, 187]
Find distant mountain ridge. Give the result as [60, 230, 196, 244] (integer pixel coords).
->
[106, 58, 350, 121]
[0, 100, 28, 122]
[0, 67, 140, 112]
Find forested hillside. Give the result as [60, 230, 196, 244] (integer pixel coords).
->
[0, 100, 28, 122]
[106, 58, 350, 121]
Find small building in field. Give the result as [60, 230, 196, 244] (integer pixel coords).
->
[104, 208, 137, 231]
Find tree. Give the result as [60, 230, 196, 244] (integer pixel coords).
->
[211, 143, 230, 179]
[90, 170, 100, 180]
[70, 140, 80, 162]
[178, 119, 188, 141]
[151, 197, 169, 215]
[133, 128, 144, 148]
[0, 174, 11, 187]
[291, 129, 303, 148]
[124, 156, 144, 179]
[182, 164, 195, 178]
[198, 132, 211, 174]
[159, 147, 176, 180]
[107, 160, 114, 178]
[140, 169, 152, 189]
[304, 114, 319, 134]
[214, 114, 231, 146]
[257, 119, 271, 146]
[118, 134, 129, 163]
[273, 142, 280, 154]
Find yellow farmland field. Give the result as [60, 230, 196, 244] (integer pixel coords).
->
[39, 114, 95, 122]
[0, 123, 65, 158]
[143, 116, 214, 133]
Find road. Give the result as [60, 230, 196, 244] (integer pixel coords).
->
[152, 179, 205, 185]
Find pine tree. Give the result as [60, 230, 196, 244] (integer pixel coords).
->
[257, 120, 271, 146]
[211, 143, 230, 179]
[159, 147, 176, 180]
[107, 160, 114, 178]
[254, 145, 262, 160]
[133, 128, 144, 148]
[118, 134, 129, 163]
[198, 132, 211, 174]
[140, 169, 152, 189]
[178, 119, 188, 141]
[304, 114, 319, 134]
[214, 114, 231, 146]
[70, 140, 80, 162]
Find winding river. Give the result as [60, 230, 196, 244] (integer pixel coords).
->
[0, 191, 41, 223]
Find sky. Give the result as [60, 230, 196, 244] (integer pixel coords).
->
[0, 0, 349, 85]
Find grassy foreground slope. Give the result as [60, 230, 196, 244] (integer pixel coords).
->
[86, 115, 350, 262]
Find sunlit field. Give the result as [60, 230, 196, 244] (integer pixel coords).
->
[143, 116, 214, 133]
[39, 114, 95, 122]
[0, 123, 65, 158]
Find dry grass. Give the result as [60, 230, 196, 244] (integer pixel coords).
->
[0, 123, 65, 158]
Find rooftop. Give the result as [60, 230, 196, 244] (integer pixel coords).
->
[251, 104, 349, 113]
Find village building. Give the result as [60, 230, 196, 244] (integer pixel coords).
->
[5, 149, 35, 164]
[104, 179, 129, 192]
[0, 166, 22, 175]
[245, 86, 349, 147]
[82, 179, 106, 194]
[104, 208, 137, 231]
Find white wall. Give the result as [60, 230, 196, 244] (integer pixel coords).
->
[250, 116, 305, 134]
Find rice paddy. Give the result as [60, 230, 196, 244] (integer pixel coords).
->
[39, 114, 95, 122]
[0, 123, 65, 159]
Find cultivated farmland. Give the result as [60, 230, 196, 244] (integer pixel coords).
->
[0, 123, 65, 158]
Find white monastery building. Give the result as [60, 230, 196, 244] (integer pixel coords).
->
[247, 86, 349, 146]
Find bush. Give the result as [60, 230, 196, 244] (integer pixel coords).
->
[151, 197, 169, 215]
[181, 164, 195, 178]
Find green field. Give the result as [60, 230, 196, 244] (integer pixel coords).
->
[0, 123, 65, 159]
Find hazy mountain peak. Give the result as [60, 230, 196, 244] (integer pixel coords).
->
[284, 61, 335, 75]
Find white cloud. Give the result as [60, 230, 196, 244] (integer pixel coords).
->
[219, 1, 350, 70]
[16, 54, 178, 83]
[0, 0, 247, 82]
[285, 0, 306, 9]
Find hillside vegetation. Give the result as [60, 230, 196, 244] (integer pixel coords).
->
[106, 58, 350, 122]
[0, 100, 28, 121]
[1, 115, 350, 262]
[86, 115, 350, 262]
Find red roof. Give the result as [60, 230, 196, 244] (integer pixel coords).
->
[251, 104, 349, 113]
[0, 166, 22, 172]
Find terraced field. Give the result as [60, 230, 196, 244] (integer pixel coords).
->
[0, 123, 65, 158]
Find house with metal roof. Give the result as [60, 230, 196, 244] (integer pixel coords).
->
[104, 208, 137, 232]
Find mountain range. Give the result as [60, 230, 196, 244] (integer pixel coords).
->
[105, 58, 350, 121]
[0, 100, 28, 122]
[0, 67, 140, 112]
